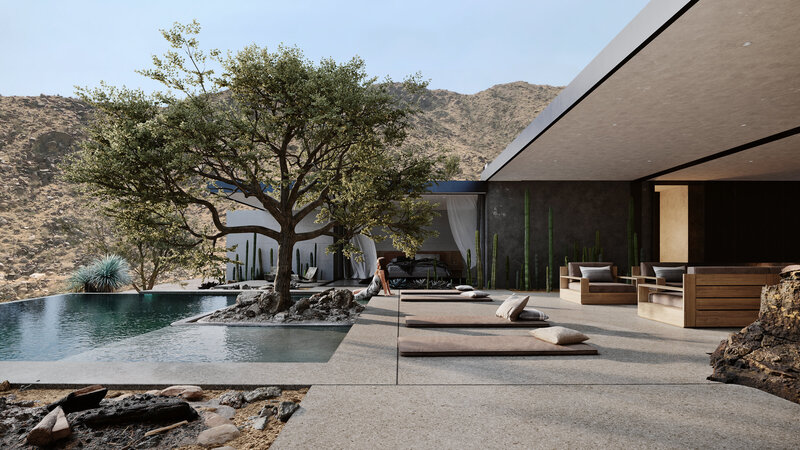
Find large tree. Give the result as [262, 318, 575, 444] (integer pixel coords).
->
[66, 22, 458, 308]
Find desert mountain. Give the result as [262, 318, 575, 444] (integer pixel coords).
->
[0, 82, 561, 300]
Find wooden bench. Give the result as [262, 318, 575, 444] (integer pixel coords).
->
[637, 266, 781, 327]
[559, 263, 637, 305]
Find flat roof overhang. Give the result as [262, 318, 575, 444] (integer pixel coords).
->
[481, 0, 800, 182]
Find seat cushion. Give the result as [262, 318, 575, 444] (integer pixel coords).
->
[495, 295, 529, 321]
[568, 262, 614, 277]
[653, 266, 685, 282]
[529, 326, 589, 345]
[640, 262, 686, 277]
[588, 282, 635, 293]
[649, 291, 683, 307]
[461, 290, 489, 298]
[569, 282, 634, 293]
[579, 266, 614, 282]
[518, 307, 549, 321]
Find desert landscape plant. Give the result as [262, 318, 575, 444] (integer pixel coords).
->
[68, 254, 131, 292]
[65, 21, 458, 309]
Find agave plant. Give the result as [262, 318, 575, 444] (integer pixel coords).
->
[69, 255, 131, 293]
[67, 265, 95, 292]
[89, 254, 132, 292]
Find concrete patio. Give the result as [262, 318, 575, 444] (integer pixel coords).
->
[3, 289, 799, 448]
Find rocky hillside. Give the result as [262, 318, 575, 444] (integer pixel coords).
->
[402, 82, 562, 179]
[0, 82, 561, 300]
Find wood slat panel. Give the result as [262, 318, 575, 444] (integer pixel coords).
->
[696, 285, 764, 297]
[638, 302, 685, 327]
[695, 310, 758, 327]
[695, 274, 770, 285]
[696, 297, 761, 310]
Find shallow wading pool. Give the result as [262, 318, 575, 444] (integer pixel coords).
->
[0, 292, 350, 363]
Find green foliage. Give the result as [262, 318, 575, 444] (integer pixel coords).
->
[534, 252, 539, 290]
[523, 189, 530, 290]
[67, 266, 94, 293]
[475, 229, 483, 289]
[627, 197, 635, 276]
[547, 207, 553, 292]
[245, 241, 250, 281]
[505, 255, 510, 289]
[252, 233, 258, 279]
[545, 265, 551, 293]
[69, 254, 132, 293]
[466, 249, 472, 285]
[64, 21, 459, 306]
[84, 205, 227, 291]
[490, 233, 498, 289]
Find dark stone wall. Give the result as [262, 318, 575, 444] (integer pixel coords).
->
[485, 181, 636, 289]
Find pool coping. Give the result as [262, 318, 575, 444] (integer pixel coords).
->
[0, 295, 400, 387]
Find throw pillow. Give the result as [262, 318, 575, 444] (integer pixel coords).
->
[495, 295, 529, 320]
[460, 290, 489, 298]
[517, 308, 549, 321]
[529, 326, 589, 345]
[455, 285, 474, 291]
[579, 266, 614, 282]
[653, 266, 685, 282]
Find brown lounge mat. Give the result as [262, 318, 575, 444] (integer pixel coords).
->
[398, 335, 598, 356]
[401, 294, 492, 302]
[400, 289, 462, 295]
[405, 316, 550, 328]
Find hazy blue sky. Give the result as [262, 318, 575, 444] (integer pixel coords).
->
[1, 0, 649, 96]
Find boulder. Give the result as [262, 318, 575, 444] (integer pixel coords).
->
[276, 401, 299, 422]
[160, 385, 204, 400]
[196, 423, 241, 447]
[211, 405, 236, 419]
[244, 386, 281, 403]
[47, 384, 107, 413]
[252, 416, 268, 430]
[203, 412, 233, 428]
[709, 269, 800, 404]
[26, 406, 69, 446]
[0, 380, 10, 391]
[217, 391, 245, 409]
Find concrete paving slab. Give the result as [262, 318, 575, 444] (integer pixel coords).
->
[273, 384, 800, 449]
[398, 291, 734, 385]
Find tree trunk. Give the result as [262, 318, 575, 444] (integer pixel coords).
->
[273, 232, 295, 311]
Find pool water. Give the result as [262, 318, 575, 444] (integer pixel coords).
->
[0, 293, 350, 362]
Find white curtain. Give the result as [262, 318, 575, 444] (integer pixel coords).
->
[350, 234, 377, 279]
[447, 196, 478, 268]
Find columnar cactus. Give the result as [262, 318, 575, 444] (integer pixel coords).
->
[466, 249, 472, 285]
[475, 229, 483, 289]
[524, 189, 531, 290]
[244, 241, 250, 281]
[547, 207, 553, 292]
[491, 233, 498, 289]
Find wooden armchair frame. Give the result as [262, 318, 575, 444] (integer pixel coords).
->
[559, 265, 637, 305]
[637, 271, 779, 327]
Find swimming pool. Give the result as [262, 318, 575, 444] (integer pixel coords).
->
[0, 292, 350, 363]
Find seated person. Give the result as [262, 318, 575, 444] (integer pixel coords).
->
[354, 257, 392, 301]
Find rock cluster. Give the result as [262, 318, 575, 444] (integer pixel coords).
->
[202, 288, 365, 324]
[1, 384, 301, 448]
[709, 266, 800, 404]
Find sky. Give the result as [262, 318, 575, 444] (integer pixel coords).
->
[1, 0, 650, 97]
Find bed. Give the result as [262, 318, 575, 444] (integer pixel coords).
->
[386, 257, 451, 278]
